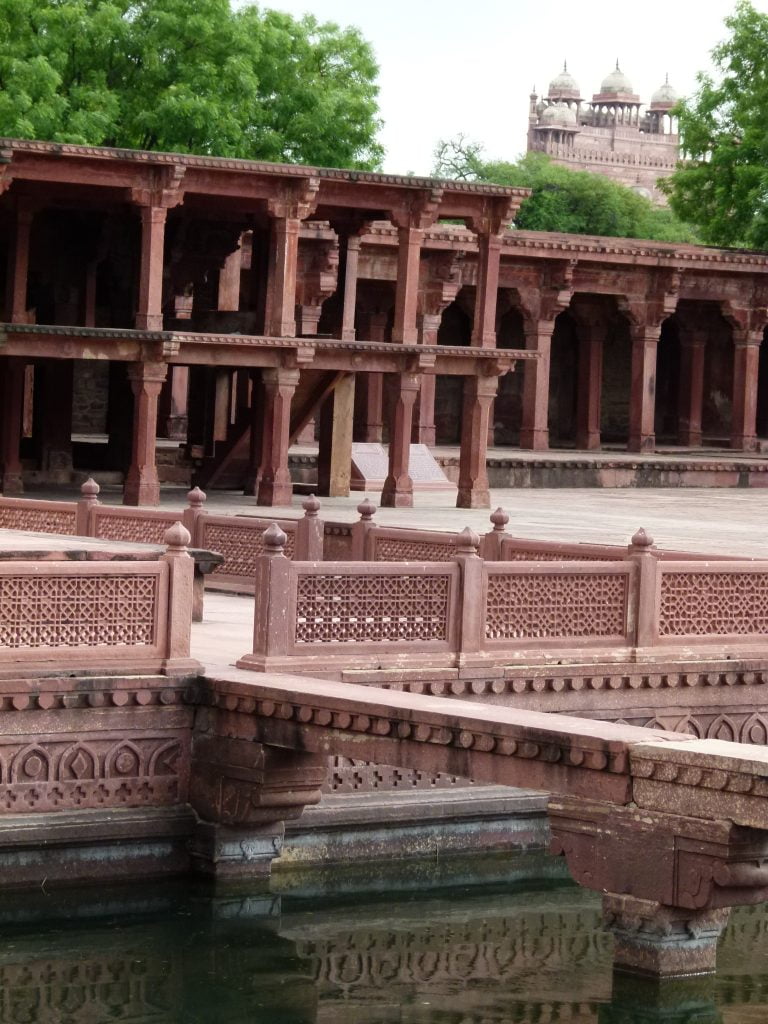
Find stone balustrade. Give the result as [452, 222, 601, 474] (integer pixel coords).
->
[0, 522, 199, 678]
[237, 525, 768, 676]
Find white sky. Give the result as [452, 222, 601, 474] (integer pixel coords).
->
[240, 0, 767, 175]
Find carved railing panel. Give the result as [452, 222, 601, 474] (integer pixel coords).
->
[484, 565, 632, 644]
[659, 566, 768, 639]
[201, 516, 297, 590]
[295, 569, 453, 645]
[0, 498, 77, 535]
[91, 506, 177, 545]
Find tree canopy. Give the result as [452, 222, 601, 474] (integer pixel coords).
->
[661, 0, 768, 249]
[433, 137, 698, 244]
[0, 0, 383, 169]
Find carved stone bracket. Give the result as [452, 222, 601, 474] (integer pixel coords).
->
[389, 187, 444, 231]
[266, 177, 321, 222]
[129, 163, 186, 209]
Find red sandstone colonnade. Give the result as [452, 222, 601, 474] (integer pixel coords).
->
[1, 138, 768, 508]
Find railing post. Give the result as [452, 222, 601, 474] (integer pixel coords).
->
[454, 527, 486, 670]
[627, 527, 659, 650]
[161, 522, 202, 676]
[183, 486, 207, 547]
[76, 477, 100, 537]
[295, 494, 324, 560]
[351, 497, 377, 560]
[482, 506, 509, 561]
[238, 524, 292, 667]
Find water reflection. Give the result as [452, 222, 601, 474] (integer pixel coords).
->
[0, 873, 765, 1023]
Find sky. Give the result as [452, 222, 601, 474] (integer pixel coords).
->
[242, 0, 768, 175]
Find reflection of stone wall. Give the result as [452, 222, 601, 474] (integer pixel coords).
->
[72, 361, 109, 433]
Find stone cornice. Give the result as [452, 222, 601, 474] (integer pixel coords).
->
[0, 136, 520, 197]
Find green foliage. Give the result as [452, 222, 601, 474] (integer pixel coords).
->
[0, 0, 383, 169]
[662, 0, 768, 248]
[433, 139, 699, 244]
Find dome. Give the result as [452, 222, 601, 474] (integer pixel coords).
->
[650, 74, 678, 110]
[548, 62, 581, 100]
[539, 102, 578, 129]
[596, 61, 638, 99]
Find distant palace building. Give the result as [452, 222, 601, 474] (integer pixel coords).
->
[527, 62, 679, 204]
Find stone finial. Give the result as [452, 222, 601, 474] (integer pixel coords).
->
[164, 521, 191, 550]
[357, 497, 376, 522]
[456, 526, 481, 555]
[80, 477, 100, 500]
[187, 486, 206, 509]
[630, 527, 655, 550]
[490, 507, 509, 532]
[302, 494, 321, 518]
[263, 522, 287, 553]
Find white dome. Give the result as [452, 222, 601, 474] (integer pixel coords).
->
[548, 62, 581, 100]
[651, 75, 678, 109]
[598, 62, 635, 97]
[540, 102, 578, 128]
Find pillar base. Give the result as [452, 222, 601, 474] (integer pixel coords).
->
[380, 478, 414, 508]
[627, 433, 655, 453]
[134, 313, 164, 332]
[123, 471, 160, 506]
[603, 895, 729, 978]
[456, 486, 490, 509]
[518, 428, 549, 451]
[576, 432, 601, 451]
[731, 434, 758, 452]
[190, 821, 285, 883]
[1, 471, 23, 494]
[167, 414, 188, 441]
[678, 430, 702, 447]
[256, 477, 293, 507]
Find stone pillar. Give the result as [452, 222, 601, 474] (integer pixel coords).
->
[135, 206, 167, 331]
[730, 329, 762, 451]
[124, 361, 168, 506]
[628, 324, 661, 453]
[575, 320, 604, 450]
[471, 231, 503, 348]
[167, 366, 189, 440]
[391, 225, 423, 343]
[264, 215, 301, 337]
[0, 358, 25, 492]
[6, 204, 34, 324]
[381, 372, 419, 507]
[678, 332, 706, 447]
[217, 245, 242, 312]
[264, 182, 318, 338]
[457, 375, 497, 508]
[317, 373, 355, 497]
[355, 310, 389, 442]
[520, 319, 555, 450]
[339, 235, 361, 341]
[415, 312, 442, 444]
[256, 367, 299, 506]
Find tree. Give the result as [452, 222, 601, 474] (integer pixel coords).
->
[662, 1, 768, 248]
[433, 138, 698, 244]
[0, 0, 383, 169]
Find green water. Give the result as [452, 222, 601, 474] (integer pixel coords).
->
[0, 859, 767, 1023]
